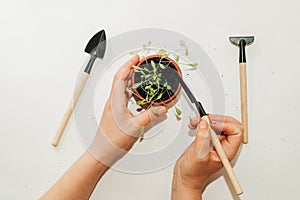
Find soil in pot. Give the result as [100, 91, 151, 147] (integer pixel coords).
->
[133, 55, 182, 106]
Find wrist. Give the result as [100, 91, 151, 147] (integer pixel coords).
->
[173, 164, 208, 193]
[172, 172, 202, 200]
[99, 122, 137, 151]
[88, 127, 129, 167]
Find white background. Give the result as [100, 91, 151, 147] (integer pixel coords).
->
[0, 0, 299, 199]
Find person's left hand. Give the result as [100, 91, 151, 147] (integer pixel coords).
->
[89, 55, 167, 165]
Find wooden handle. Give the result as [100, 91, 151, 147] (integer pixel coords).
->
[202, 115, 244, 195]
[52, 72, 90, 147]
[239, 63, 248, 144]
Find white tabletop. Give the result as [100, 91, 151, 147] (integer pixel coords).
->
[0, 0, 299, 199]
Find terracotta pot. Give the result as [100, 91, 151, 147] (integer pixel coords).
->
[132, 54, 182, 109]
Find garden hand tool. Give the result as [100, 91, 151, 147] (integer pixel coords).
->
[229, 36, 254, 144]
[52, 30, 106, 147]
[174, 72, 243, 195]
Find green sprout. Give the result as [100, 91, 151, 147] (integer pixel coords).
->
[175, 106, 182, 116]
[179, 40, 189, 56]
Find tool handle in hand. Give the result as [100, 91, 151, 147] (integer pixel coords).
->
[202, 116, 244, 195]
[52, 72, 89, 147]
[239, 62, 248, 144]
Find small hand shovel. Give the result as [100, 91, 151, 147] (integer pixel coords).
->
[52, 30, 106, 147]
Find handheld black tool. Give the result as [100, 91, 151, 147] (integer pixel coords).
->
[174, 72, 243, 195]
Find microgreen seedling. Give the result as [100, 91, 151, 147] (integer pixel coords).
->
[175, 106, 182, 116]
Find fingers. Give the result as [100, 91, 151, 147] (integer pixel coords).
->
[195, 120, 211, 159]
[210, 122, 243, 161]
[210, 122, 243, 136]
[208, 114, 241, 125]
[112, 55, 140, 90]
[189, 114, 241, 130]
[132, 106, 167, 127]
[109, 55, 140, 108]
[189, 115, 243, 161]
[188, 117, 201, 130]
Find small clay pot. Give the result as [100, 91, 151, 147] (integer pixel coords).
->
[132, 54, 182, 109]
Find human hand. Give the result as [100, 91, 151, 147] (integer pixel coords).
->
[42, 55, 168, 200]
[172, 115, 243, 198]
[89, 55, 167, 165]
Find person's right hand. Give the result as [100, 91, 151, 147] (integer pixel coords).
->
[171, 114, 243, 199]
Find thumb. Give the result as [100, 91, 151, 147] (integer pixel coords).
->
[133, 106, 167, 127]
[195, 119, 211, 159]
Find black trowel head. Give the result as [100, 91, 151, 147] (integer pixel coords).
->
[85, 30, 106, 58]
